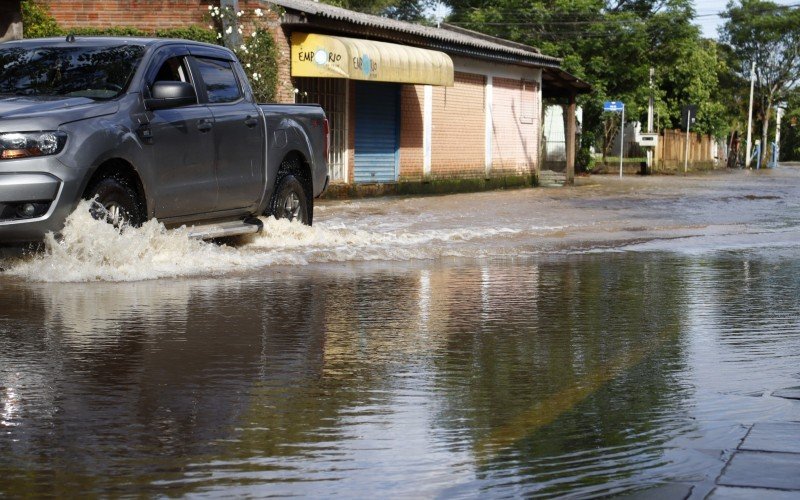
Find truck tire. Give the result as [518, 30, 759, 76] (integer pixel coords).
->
[85, 176, 145, 228]
[269, 173, 311, 225]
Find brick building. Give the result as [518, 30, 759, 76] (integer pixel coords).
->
[32, 0, 589, 189]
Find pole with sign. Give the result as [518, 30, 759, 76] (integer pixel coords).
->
[604, 101, 625, 178]
[681, 105, 697, 174]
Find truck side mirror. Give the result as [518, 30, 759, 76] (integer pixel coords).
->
[145, 81, 197, 110]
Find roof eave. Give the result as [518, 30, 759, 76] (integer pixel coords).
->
[274, 0, 562, 69]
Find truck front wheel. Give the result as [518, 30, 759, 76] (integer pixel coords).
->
[269, 174, 310, 225]
[85, 176, 145, 228]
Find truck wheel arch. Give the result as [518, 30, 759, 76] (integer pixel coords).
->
[82, 159, 148, 218]
[272, 151, 313, 224]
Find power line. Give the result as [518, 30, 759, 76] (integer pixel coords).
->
[446, 1, 800, 25]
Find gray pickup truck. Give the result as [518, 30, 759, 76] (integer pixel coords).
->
[0, 36, 329, 243]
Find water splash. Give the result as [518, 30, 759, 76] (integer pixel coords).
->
[1, 201, 520, 283]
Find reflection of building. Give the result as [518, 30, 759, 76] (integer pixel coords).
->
[38, 0, 589, 188]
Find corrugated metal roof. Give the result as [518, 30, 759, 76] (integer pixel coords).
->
[269, 0, 562, 68]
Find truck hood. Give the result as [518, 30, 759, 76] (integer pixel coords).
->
[0, 95, 118, 121]
[0, 95, 121, 132]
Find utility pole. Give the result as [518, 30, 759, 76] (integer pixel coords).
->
[684, 108, 692, 174]
[745, 62, 756, 168]
[773, 106, 785, 167]
[647, 68, 654, 173]
[619, 106, 625, 178]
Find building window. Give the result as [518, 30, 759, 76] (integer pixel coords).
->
[520, 80, 537, 124]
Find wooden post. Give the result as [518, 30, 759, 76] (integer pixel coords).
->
[565, 92, 576, 185]
[0, 0, 23, 42]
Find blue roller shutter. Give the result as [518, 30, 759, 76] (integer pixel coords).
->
[354, 82, 399, 183]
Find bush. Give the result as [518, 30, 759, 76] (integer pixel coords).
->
[21, 0, 59, 38]
[155, 26, 218, 45]
[577, 131, 597, 172]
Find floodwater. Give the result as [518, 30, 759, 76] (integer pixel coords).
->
[2, 167, 800, 497]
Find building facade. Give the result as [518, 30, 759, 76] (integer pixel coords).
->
[36, 0, 589, 190]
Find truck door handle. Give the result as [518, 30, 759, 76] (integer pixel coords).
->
[244, 116, 258, 128]
[197, 119, 213, 132]
[136, 124, 153, 144]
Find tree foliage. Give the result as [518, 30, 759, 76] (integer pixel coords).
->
[321, 0, 439, 22]
[781, 89, 800, 160]
[720, 0, 800, 163]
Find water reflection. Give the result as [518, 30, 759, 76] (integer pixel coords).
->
[1, 253, 799, 496]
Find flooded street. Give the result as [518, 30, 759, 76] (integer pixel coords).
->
[2, 168, 800, 497]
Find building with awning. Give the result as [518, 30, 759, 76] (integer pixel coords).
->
[290, 32, 454, 87]
[268, 0, 590, 188]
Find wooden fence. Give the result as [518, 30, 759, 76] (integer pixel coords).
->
[654, 129, 719, 172]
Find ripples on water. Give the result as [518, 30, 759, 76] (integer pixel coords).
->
[2, 174, 800, 496]
[2, 253, 799, 497]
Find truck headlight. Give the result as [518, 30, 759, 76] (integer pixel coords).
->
[0, 131, 67, 160]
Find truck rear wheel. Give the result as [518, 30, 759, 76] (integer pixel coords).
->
[85, 176, 145, 228]
[269, 174, 310, 225]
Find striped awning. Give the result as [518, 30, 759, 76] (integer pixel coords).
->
[290, 32, 454, 86]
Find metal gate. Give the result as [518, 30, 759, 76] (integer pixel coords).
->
[354, 82, 399, 183]
[294, 77, 348, 182]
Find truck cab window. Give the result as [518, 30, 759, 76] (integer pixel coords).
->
[194, 57, 241, 104]
[154, 56, 189, 83]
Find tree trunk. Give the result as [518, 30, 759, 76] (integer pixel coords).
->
[0, 0, 22, 42]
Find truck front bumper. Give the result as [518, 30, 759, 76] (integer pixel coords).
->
[0, 156, 84, 244]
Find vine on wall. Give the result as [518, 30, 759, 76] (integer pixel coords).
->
[208, 5, 278, 103]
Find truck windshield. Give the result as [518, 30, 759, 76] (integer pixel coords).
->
[0, 44, 145, 100]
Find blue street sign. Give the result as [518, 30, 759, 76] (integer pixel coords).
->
[604, 101, 624, 112]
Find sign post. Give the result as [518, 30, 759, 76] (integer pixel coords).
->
[604, 101, 625, 178]
[681, 105, 697, 174]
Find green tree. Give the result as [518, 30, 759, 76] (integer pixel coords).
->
[321, 0, 438, 22]
[781, 89, 800, 161]
[720, 0, 800, 165]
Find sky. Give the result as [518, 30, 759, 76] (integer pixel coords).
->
[695, 0, 799, 39]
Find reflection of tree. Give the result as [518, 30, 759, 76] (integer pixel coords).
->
[0, 45, 144, 97]
[0, 256, 696, 496]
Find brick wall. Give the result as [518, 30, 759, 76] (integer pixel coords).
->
[45, 0, 213, 30]
[399, 85, 424, 181]
[42, 0, 296, 102]
[491, 77, 539, 175]
[431, 72, 485, 178]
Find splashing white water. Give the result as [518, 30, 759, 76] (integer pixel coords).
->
[2, 201, 522, 283]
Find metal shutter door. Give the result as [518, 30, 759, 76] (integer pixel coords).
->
[355, 82, 399, 183]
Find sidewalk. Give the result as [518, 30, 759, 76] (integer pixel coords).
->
[710, 420, 800, 498]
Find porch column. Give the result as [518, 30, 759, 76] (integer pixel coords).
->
[565, 92, 577, 185]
